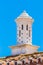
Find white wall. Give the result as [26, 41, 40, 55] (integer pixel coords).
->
[17, 21, 32, 45]
[12, 47, 37, 55]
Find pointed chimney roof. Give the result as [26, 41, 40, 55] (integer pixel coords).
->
[17, 11, 32, 19]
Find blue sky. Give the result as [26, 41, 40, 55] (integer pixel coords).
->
[0, 0, 43, 57]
